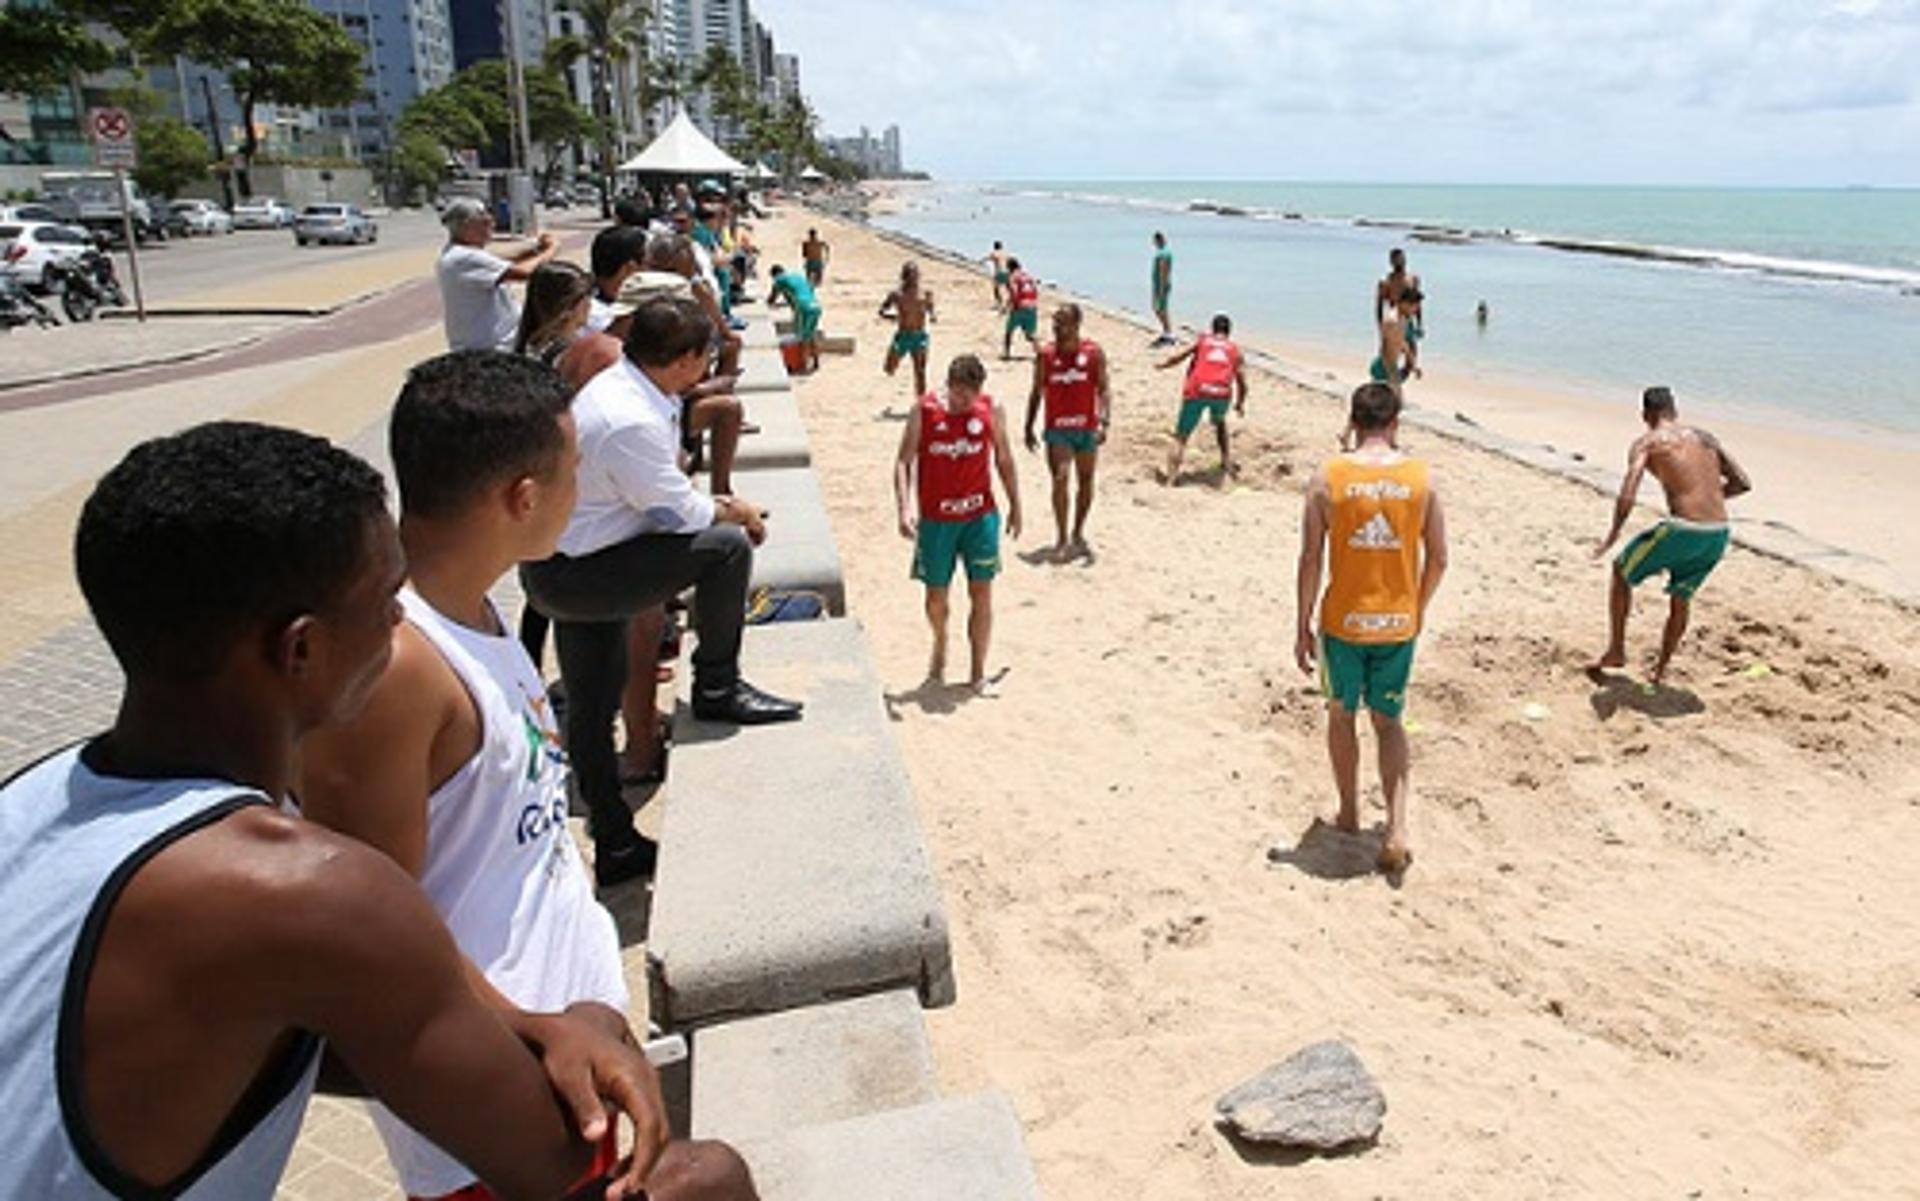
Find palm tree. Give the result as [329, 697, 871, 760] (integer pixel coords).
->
[555, 0, 649, 213]
[690, 45, 753, 151]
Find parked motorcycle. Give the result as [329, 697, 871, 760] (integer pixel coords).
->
[0, 269, 60, 331]
[49, 249, 126, 323]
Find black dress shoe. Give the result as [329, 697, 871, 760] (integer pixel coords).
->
[594, 833, 659, 888]
[691, 679, 804, 725]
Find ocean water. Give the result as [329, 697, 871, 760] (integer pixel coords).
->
[869, 182, 1920, 434]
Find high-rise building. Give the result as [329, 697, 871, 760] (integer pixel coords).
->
[823, 123, 904, 177]
[310, 0, 456, 163]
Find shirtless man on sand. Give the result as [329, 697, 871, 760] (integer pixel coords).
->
[801, 229, 829, 287]
[1592, 386, 1752, 684]
[880, 261, 937, 402]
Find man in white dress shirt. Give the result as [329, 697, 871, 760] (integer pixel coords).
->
[521, 295, 802, 876]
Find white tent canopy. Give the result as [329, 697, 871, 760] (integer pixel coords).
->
[749, 160, 777, 180]
[617, 109, 746, 175]
[798, 165, 828, 181]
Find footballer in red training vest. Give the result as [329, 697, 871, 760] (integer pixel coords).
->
[1021, 303, 1112, 560]
[894, 354, 1024, 690]
[1157, 312, 1250, 484]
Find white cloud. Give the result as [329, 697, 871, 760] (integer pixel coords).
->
[747, 0, 1920, 184]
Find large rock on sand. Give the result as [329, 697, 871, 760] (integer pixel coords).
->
[1214, 1041, 1386, 1150]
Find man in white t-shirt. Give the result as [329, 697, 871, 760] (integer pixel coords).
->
[301, 351, 757, 1201]
[436, 198, 561, 351]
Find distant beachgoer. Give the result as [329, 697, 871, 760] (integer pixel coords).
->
[1150, 231, 1175, 345]
[1591, 387, 1752, 684]
[1369, 287, 1423, 396]
[1295, 382, 1449, 876]
[768, 264, 823, 373]
[987, 241, 1010, 311]
[1475, 299, 1489, 328]
[1375, 247, 1424, 337]
[802, 228, 830, 286]
[1024, 303, 1111, 559]
[880, 261, 937, 399]
[1002, 258, 1040, 359]
[1157, 312, 1248, 484]
[894, 354, 1023, 690]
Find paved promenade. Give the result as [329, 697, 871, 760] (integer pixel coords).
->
[0, 215, 601, 1198]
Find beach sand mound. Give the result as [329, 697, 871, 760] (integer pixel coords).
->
[749, 198, 1920, 1199]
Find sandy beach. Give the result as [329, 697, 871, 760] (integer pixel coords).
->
[747, 198, 1920, 1198]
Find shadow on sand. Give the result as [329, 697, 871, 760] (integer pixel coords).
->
[1585, 668, 1707, 720]
[1220, 1131, 1379, 1168]
[1265, 818, 1405, 888]
[883, 667, 1010, 720]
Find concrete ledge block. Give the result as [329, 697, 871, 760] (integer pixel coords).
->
[819, 334, 856, 355]
[691, 990, 938, 1142]
[737, 344, 792, 392]
[734, 1092, 1041, 1201]
[734, 467, 845, 616]
[733, 389, 810, 470]
[652, 619, 953, 1025]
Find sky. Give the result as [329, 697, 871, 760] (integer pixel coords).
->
[747, 0, 1920, 186]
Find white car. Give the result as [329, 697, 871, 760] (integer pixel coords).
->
[232, 197, 294, 229]
[169, 199, 233, 236]
[294, 204, 378, 246]
[0, 221, 96, 291]
[0, 203, 74, 224]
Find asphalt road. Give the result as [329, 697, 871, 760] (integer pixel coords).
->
[110, 208, 447, 303]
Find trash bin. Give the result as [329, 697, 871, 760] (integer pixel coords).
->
[779, 335, 807, 375]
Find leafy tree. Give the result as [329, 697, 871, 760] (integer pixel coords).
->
[389, 128, 446, 202]
[691, 45, 757, 150]
[0, 6, 112, 99]
[139, 0, 363, 195]
[133, 117, 212, 197]
[553, 0, 650, 213]
[401, 60, 590, 182]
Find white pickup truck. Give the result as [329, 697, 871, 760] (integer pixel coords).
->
[37, 172, 162, 243]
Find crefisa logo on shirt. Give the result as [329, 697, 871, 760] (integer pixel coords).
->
[927, 437, 984, 460]
[516, 795, 567, 846]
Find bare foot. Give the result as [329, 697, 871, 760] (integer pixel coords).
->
[1591, 646, 1627, 672]
[928, 646, 947, 684]
[1050, 539, 1069, 562]
[1376, 844, 1413, 876]
[1333, 810, 1362, 835]
[1069, 535, 1090, 560]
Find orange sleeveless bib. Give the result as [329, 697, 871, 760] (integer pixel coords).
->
[1321, 455, 1430, 644]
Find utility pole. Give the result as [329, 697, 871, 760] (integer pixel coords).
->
[198, 73, 234, 210]
[501, 0, 537, 232]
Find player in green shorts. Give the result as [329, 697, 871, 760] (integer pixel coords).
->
[1150, 231, 1174, 345]
[880, 261, 937, 403]
[768, 264, 822, 373]
[1592, 387, 1753, 684]
[1002, 259, 1041, 360]
[895, 355, 1024, 689]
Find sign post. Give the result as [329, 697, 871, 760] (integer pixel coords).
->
[88, 106, 146, 323]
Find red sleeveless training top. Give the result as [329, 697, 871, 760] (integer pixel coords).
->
[1042, 339, 1102, 431]
[917, 391, 997, 521]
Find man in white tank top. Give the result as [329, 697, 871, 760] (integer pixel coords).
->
[300, 351, 756, 1201]
[0, 421, 698, 1199]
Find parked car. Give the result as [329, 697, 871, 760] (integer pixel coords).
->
[0, 221, 98, 292]
[542, 189, 572, 209]
[169, 199, 233, 236]
[294, 204, 377, 246]
[232, 197, 294, 229]
[0, 202, 75, 224]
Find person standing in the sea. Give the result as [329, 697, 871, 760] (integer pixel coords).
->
[1375, 248, 1424, 348]
[1150, 232, 1175, 346]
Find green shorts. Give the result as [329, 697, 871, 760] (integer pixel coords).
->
[1369, 355, 1396, 383]
[912, 511, 1001, 588]
[794, 303, 822, 343]
[890, 329, 930, 357]
[1616, 519, 1730, 599]
[1175, 398, 1229, 438]
[1320, 634, 1417, 719]
[993, 270, 1010, 286]
[1152, 284, 1171, 313]
[1044, 428, 1099, 455]
[1006, 306, 1038, 337]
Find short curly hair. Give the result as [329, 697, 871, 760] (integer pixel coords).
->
[75, 421, 389, 680]
[390, 350, 574, 519]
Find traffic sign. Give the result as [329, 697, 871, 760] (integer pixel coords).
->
[89, 106, 137, 169]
